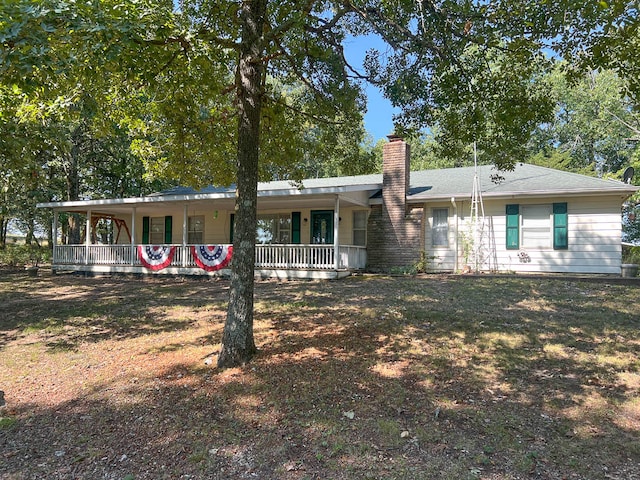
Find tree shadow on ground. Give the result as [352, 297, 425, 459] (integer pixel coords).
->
[0, 272, 230, 352]
[1, 275, 639, 479]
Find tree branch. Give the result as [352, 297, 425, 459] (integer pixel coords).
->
[265, 92, 352, 126]
[269, 35, 340, 114]
[263, 0, 316, 43]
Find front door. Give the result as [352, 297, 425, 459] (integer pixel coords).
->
[311, 210, 334, 244]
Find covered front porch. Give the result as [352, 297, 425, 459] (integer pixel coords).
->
[42, 182, 373, 279]
[51, 243, 366, 279]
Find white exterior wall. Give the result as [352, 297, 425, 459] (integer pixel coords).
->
[425, 195, 624, 274]
[119, 206, 366, 246]
[124, 210, 233, 245]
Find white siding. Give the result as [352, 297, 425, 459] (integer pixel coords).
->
[425, 196, 624, 274]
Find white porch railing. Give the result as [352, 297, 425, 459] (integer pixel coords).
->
[53, 244, 367, 271]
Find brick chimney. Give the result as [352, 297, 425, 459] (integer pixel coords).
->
[382, 134, 410, 219]
[366, 135, 423, 272]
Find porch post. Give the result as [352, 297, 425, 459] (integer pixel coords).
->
[52, 211, 58, 264]
[85, 209, 91, 265]
[182, 204, 188, 267]
[131, 207, 136, 266]
[451, 197, 458, 273]
[334, 195, 340, 270]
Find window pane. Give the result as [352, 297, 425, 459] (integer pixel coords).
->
[353, 211, 367, 246]
[432, 208, 448, 247]
[150, 217, 164, 244]
[278, 215, 291, 243]
[151, 217, 163, 232]
[521, 205, 551, 248]
[353, 211, 367, 229]
[255, 214, 293, 244]
[188, 231, 203, 244]
[256, 215, 276, 244]
[187, 216, 205, 244]
[189, 216, 204, 232]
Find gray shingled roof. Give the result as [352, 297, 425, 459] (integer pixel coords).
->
[151, 173, 383, 197]
[259, 173, 382, 191]
[40, 163, 632, 211]
[153, 163, 635, 200]
[406, 163, 637, 200]
[148, 185, 233, 196]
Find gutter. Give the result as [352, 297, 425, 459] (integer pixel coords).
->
[37, 183, 383, 210]
[451, 197, 458, 273]
[401, 186, 640, 204]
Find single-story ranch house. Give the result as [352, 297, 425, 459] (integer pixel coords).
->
[38, 136, 638, 278]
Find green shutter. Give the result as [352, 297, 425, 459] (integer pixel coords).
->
[142, 216, 150, 244]
[553, 203, 568, 250]
[229, 213, 235, 244]
[164, 216, 173, 244]
[291, 212, 301, 244]
[506, 204, 519, 250]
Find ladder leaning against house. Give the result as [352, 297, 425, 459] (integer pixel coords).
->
[469, 143, 498, 272]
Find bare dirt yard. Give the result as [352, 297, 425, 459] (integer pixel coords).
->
[1, 270, 639, 480]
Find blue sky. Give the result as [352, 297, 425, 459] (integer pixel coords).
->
[343, 34, 399, 142]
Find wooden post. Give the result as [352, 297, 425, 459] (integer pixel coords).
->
[131, 207, 136, 266]
[334, 195, 340, 270]
[85, 209, 91, 265]
[52, 211, 58, 265]
[183, 204, 188, 267]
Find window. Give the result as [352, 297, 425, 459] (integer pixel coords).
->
[353, 211, 368, 246]
[521, 205, 551, 248]
[256, 214, 291, 244]
[432, 208, 449, 247]
[188, 215, 204, 244]
[150, 217, 166, 244]
[506, 203, 568, 250]
[142, 215, 173, 245]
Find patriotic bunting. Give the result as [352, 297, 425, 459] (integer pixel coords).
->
[191, 245, 233, 271]
[138, 245, 175, 271]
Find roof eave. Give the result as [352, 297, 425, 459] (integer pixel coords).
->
[37, 183, 383, 210]
[37, 191, 237, 209]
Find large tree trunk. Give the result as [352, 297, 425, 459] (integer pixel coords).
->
[66, 125, 83, 244]
[217, 0, 267, 368]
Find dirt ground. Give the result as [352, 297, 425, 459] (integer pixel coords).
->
[1, 270, 639, 479]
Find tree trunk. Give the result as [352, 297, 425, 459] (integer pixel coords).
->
[0, 217, 6, 249]
[217, 0, 266, 368]
[25, 219, 35, 245]
[66, 126, 82, 244]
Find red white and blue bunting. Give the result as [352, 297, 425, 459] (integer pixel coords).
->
[191, 245, 233, 271]
[138, 245, 176, 271]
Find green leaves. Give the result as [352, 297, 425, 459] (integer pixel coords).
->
[348, 0, 640, 170]
[529, 66, 640, 176]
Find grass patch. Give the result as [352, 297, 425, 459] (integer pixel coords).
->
[0, 417, 17, 429]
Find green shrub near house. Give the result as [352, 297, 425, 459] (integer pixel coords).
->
[622, 245, 640, 265]
[0, 245, 50, 267]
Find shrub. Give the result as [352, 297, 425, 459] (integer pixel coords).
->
[0, 245, 50, 267]
[622, 245, 640, 264]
